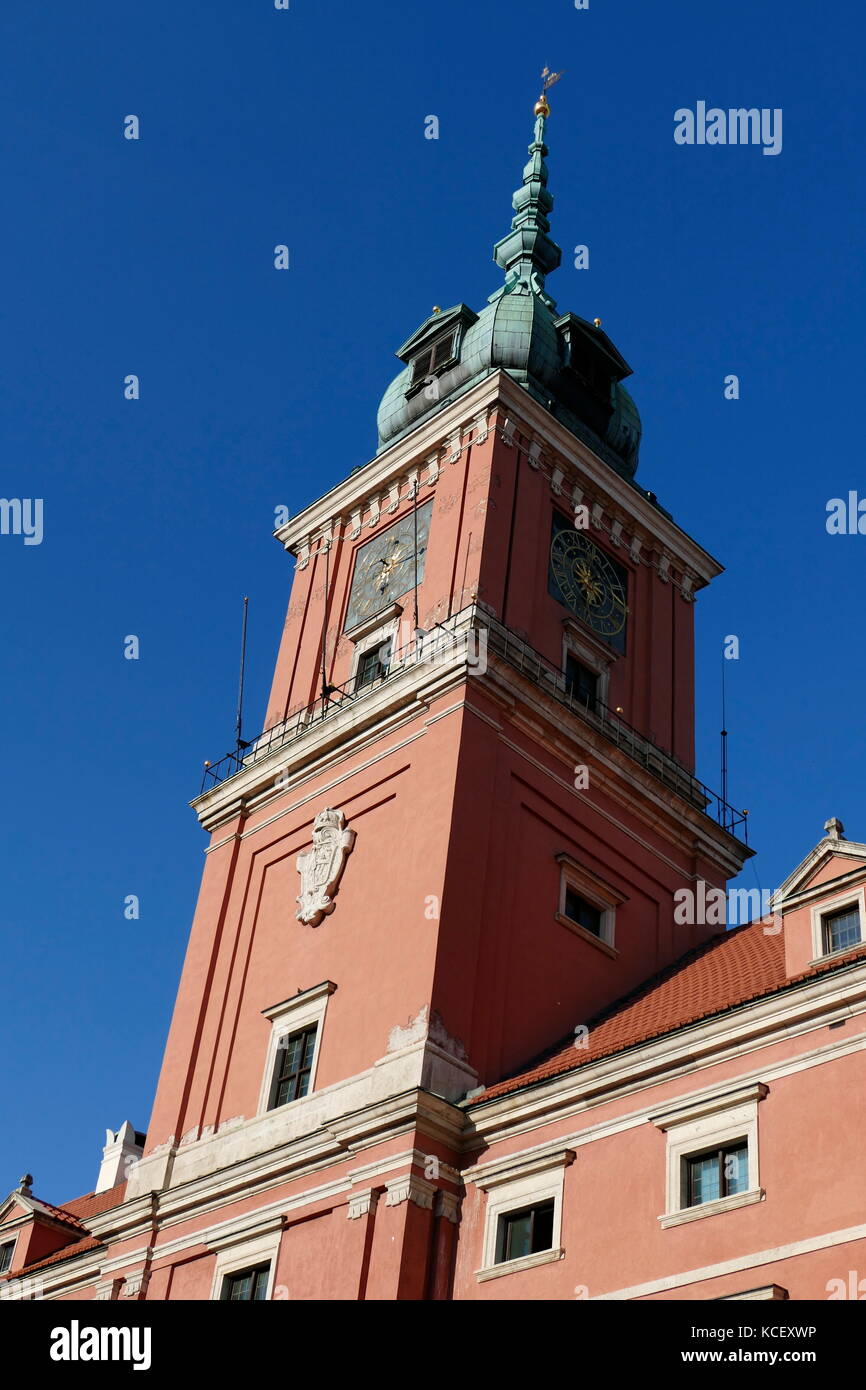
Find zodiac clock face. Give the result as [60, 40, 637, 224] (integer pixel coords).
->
[548, 515, 629, 653]
[345, 500, 433, 632]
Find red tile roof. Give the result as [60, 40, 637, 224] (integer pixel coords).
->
[61, 1184, 127, 1221]
[0, 1236, 101, 1279]
[474, 920, 866, 1104]
[0, 1184, 126, 1281]
[29, 1199, 86, 1230]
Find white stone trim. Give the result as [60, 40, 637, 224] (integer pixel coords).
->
[476, 1247, 564, 1282]
[810, 885, 865, 962]
[347, 1189, 378, 1220]
[344, 602, 403, 644]
[556, 853, 624, 951]
[659, 1186, 765, 1228]
[594, 1219, 866, 1301]
[651, 1082, 767, 1222]
[347, 618, 400, 687]
[561, 623, 614, 709]
[384, 1174, 436, 1210]
[257, 981, 336, 1117]
[473, 1148, 574, 1277]
[208, 1229, 282, 1302]
[717, 1284, 788, 1301]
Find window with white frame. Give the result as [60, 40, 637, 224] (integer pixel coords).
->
[651, 1083, 767, 1228]
[468, 1147, 574, 1282]
[555, 853, 624, 952]
[810, 886, 866, 961]
[0, 1239, 14, 1275]
[209, 1229, 282, 1302]
[258, 980, 336, 1117]
[562, 621, 614, 710]
[495, 1200, 555, 1265]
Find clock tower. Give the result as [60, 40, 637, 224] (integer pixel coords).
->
[125, 87, 751, 1300]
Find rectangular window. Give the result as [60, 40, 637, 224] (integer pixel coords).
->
[0, 1242, 13, 1275]
[563, 887, 602, 938]
[684, 1141, 748, 1208]
[410, 332, 455, 386]
[495, 1200, 555, 1265]
[221, 1264, 270, 1301]
[822, 906, 861, 954]
[355, 640, 391, 692]
[565, 655, 598, 711]
[270, 1024, 318, 1109]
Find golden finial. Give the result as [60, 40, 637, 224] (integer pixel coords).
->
[593, 317, 602, 327]
[535, 65, 565, 116]
[432, 306, 441, 315]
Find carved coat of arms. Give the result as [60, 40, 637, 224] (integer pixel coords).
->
[295, 808, 356, 927]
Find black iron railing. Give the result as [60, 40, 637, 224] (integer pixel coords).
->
[198, 606, 748, 843]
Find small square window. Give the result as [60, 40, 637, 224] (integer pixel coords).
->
[822, 906, 861, 954]
[221, 1264, 270, 1301]
[355, 640, 391, 691]
[563, 888, 602, 938]
[495, 1200, 555, 1265]
[565, 655, 598, 712]
[0, 1241, 14, 1275]
[269, 1024, 317, 1109]
[683, 1141, 748, 1208]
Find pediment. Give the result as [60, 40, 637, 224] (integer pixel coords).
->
[776, 836, 866, 904]
[0, 1197, 30, 1228]
[396, 304, 477, 361]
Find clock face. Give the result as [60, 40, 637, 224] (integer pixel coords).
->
[548, 513, 628, 653]
[345, 500, 433, 632]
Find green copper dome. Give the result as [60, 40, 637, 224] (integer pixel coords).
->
[376, 99, 643, 481]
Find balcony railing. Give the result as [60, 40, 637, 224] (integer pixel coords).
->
[198, 606, 748, 844]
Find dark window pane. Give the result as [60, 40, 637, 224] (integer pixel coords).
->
[824, 908, 861, 953]
[532, 1200, 555, 1252]
[0, 1243, 13, 1274]
[495, 1200, 555, 1264]
[356, 642, 391, 691]
[564, 888, 602, 938]
[410, 348, 433, 384]
[565, 655, 598, 711]
[271, 1024, 318, 1109]
[223, 1264, 270, 1301]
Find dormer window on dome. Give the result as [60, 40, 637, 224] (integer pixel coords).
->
[409, 330, 457, 391]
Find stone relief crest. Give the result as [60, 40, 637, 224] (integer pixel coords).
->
[295, 808, 356, 928]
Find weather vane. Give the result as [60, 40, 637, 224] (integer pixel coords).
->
[536, 66, 565, 117]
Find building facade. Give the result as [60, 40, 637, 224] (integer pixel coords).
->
[3, 90, 866, 1304]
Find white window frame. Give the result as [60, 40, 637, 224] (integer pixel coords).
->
[257, 980, 336, 1117]
[810, 886, 866, 963]
[555, 853, 624, 956]
[651, 1083, 768, 1228]
[0, 1235, 17, 1276]
[209, 1229, 282, 1302]
[561, 622, 615, 709]
[470, 1148, 574, 1282]
[348, 617, 402, 689]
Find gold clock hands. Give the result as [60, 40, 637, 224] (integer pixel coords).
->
[575, 560, 604, 606]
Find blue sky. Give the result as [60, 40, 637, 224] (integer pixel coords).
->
[1, 0, 864, 1200]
